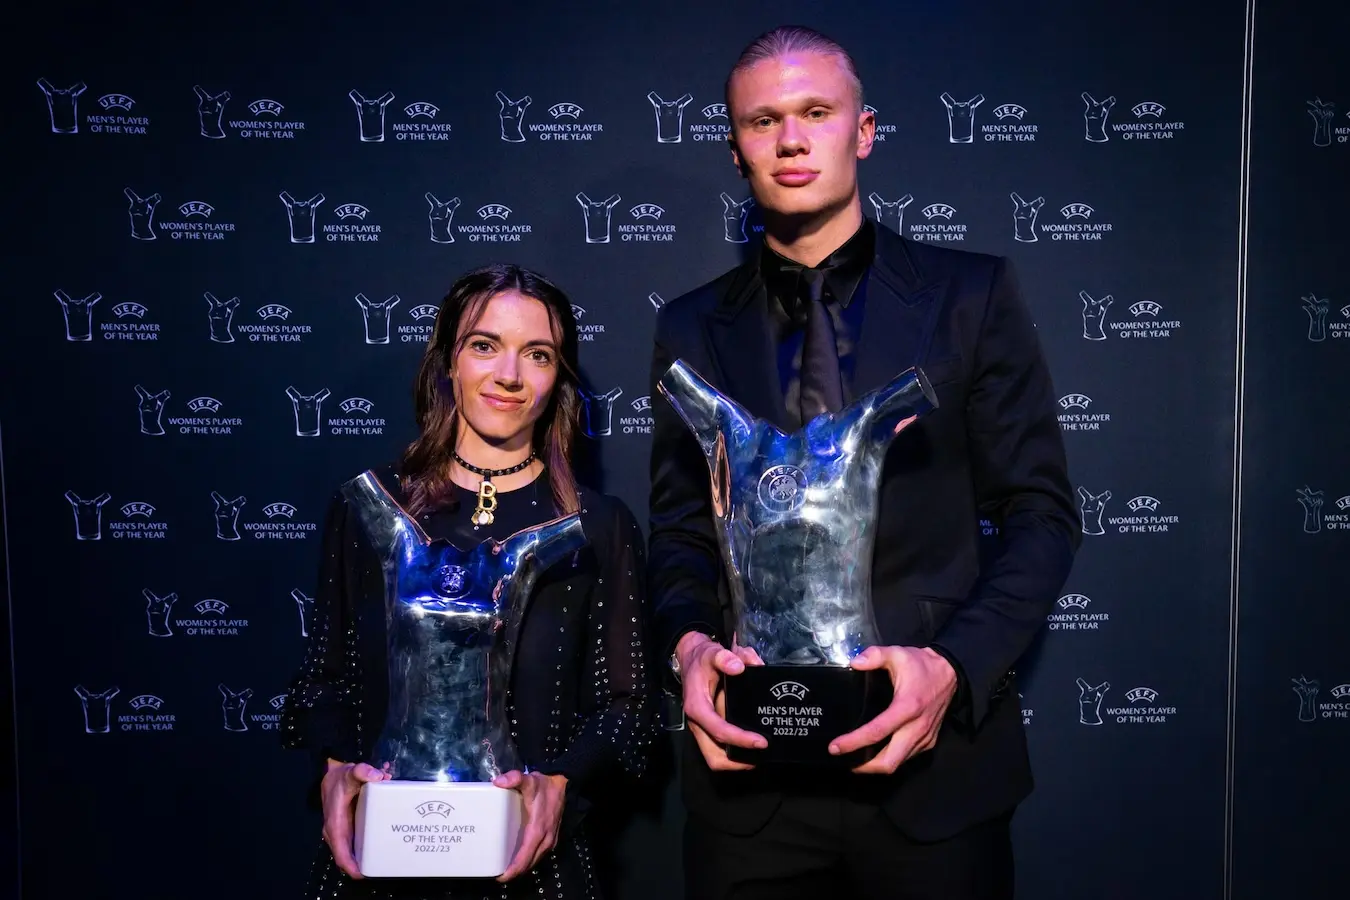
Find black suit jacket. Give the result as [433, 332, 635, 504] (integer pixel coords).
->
[646, 222, 1081, 842]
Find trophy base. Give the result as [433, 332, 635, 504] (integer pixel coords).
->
[722, 665, 892, 767]
[354, 781, 523, 878]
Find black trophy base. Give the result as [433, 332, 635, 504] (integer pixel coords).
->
[722, 665, 892, 767]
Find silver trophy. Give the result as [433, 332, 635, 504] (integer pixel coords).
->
[657, 360, 937, 765]
[340, 470, 586, 877]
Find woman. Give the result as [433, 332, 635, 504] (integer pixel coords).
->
[280, 263, 657, 899]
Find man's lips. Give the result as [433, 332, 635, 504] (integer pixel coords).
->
[773, 168, 819, 186]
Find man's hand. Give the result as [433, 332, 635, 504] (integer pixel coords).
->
[676, 631, 767, 771]
[828, 646, 958, 774]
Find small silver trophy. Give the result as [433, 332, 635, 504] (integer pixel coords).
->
[340, 470, 586, 876]
[657, 360, 937, 765]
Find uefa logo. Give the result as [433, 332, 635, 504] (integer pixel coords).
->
[758, 465, 808, 514]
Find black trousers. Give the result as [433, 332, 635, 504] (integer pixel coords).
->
[683, 795, 1014, 900]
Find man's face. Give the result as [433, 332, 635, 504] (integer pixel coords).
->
[727, 51, 874, 219]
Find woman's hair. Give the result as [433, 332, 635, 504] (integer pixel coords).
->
[399, 263, 583, 518]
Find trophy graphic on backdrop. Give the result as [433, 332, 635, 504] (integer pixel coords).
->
[341, 470, 586, 877]
[657, 360, 937, 766]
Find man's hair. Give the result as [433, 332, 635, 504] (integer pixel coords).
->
[724, 25, 865, 115]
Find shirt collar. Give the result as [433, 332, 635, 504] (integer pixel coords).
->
[760, 218, 876, 318]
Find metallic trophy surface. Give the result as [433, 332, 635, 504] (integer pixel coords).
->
[657, 360, 937, 765]
[340, 469, 586, 877]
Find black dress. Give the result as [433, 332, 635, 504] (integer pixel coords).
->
[280, 463, 657, 900]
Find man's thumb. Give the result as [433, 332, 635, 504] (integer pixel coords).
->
[713, 649, 745, 675]
[849, 647, 886, 670]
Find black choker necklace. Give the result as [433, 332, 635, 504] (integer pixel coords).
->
[452, 451, 535, 526]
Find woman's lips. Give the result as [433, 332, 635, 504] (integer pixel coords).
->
[481, 394, 525, 411]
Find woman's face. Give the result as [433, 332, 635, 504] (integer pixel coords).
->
[449, 290, 561, 448]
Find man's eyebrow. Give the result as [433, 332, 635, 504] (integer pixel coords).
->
[739, 96, 841, 120]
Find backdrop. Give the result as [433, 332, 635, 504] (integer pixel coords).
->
[4, 2, 1345, 898]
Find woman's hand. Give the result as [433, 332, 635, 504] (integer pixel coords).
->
[319, 760, 390, 879]
[493, 770, 568, 882]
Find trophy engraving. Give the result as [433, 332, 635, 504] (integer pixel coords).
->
[339, 469, 587, 876]
[657, 360, 937, 764]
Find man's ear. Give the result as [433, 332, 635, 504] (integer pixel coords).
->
[856, 106, 876, 160]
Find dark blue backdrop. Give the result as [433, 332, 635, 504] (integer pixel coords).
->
[3, 2, 1345, 898]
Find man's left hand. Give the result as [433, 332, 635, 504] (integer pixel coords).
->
[828, 646, 958, 774]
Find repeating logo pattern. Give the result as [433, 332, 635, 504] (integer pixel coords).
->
[33, 85, 1211, 147]
[943, 94, 1040, 142]
[577, 193, 621, 243]
[350, 90, 396, 142]
[35, 66, 1341, 885]
[690, 102, 730, 142]
[426, 194, 460, 243]
[65, 493, 169, 541]
[55, 291, 161, 342]
[70, 683, 300, 734]
[494, 93, 603, 141]
[1011, 196, 1115, 242]
[1076, 680, 1177, 725]
[122, 190, 238, 241]
[1305, 98, 1347, 147]
[39, 79, 150, 135]
[580, 388, 623, 437]
[941, 93, 985, 143]
[1302, 293, 1349, 341]
[648, 91, 693, 143]
[356, 294, 401, 344]
[211, 493, 318, 540]
[1057, 393, 1111, 433]
[1079, 291, 1181, 340]
[394, 100, 452, 142]
[1047, 594, 1109, 632]
[143, 592, 249, 637]
[720, 193, 754, 243]
[1078, 488, 1178, 535]
[571, 305, 607, 343]
[617, 395, 654, 435]
[1296, 486, 1350, 533]
[191, 87, 307, 139]
[1291, 677, 1350, 722]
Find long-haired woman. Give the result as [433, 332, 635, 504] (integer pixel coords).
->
[281, 263, 656, 899]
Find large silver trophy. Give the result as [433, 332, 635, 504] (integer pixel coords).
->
[340, 470, 586, 877]
[657, 360, 937, 766]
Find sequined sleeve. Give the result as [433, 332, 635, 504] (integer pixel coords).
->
[279, 492, 363, 771]
[537, 499, 657, 791]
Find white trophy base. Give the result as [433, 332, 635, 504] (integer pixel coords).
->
[353, 780, 523, 878]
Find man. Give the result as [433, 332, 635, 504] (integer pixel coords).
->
[646, 25, 1080, 900]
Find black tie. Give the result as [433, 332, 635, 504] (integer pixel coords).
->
[798, 268, 844, 421]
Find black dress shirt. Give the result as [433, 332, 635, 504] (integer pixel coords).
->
[761, 217, 875, 429]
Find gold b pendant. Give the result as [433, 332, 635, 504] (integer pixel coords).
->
[472, 480, 498, 526]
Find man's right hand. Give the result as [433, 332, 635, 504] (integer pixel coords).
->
[676, 631, 767, 771]
[320, 759, 389, 879]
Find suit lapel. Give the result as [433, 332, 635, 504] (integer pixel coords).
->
[700, 262, 793, 432]
[853, 225, 952, 394]
[699, 225, 949, 429]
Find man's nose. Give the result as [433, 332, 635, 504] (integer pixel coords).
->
[778, 118, 808, 154]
